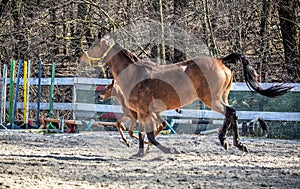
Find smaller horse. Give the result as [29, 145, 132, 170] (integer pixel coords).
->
[99, 80, 167, 146]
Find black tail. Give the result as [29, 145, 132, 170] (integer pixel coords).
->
[249, 117, 268, 137]
[222, 53, 294, 98]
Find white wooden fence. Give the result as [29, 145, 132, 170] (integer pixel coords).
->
[3, 77, 300, 122]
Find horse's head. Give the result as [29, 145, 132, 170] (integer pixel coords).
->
[99, 82, 114, 101]
[79, 37, 113, 68]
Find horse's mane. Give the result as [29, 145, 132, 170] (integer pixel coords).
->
[122, 48, 140, 62]
[113, 42, 187, 73]
[113, 43, 140, 63]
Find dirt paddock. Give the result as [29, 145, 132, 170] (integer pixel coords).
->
[0, 130, 299, 189]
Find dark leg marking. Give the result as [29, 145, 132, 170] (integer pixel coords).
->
[219, 106, 232, 150]
[229, 107, 248, 152]
[131, 132, 145, 157]
[147, 131, 180, 154]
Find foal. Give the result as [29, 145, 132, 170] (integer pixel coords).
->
[99, 80, 167, 146]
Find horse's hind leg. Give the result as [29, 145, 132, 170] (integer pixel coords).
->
[207, 100, 231, 150]
[225, 106, 248, 152]
[219, 112, 231, 150]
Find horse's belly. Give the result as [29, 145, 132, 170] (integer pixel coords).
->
[150, 90, 198, 112]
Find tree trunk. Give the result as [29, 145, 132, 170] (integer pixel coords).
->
[0, 0, 9, 18]
[159, 0, 166, 64]
[203, 0, 219, 57]
[173, 0, 186, 62]
[278, 0, 298, 65]
[49, 7, 59, 56]
[259, 0, 272, 82]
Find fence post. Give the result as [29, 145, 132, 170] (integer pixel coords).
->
[23, 60, 31, 127]
[8, 60, 15, 124]
[0, 64, 7, 126]
[48, 62, 55, 118]
[12, 60, 23, 129]
[36, 60, 42, 128]
[23, 60, 27, 125]
[46, 62, 56, 129]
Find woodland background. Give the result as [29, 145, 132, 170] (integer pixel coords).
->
[0, 0, 299, 124]
[0, 0, 299, 81]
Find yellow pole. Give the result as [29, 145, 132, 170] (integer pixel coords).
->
[23, 60, 27, 124]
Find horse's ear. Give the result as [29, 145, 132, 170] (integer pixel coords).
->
[98, 28, 107, 39]
[98, 32, 103, 39]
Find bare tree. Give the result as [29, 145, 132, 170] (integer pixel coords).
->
[0, 0, 298, 81]
[259, 0, 272, 81]
[277, 0, 298, 65]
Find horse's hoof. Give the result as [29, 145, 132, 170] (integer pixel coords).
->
[163, 147, 180, 154]
[239, 144, 248, 152]
[145, 145, 152, 154]
[219, 133, 227, 149]
[262, 131, 268, 138]
[128, 130, 133, 136]
[130, 152, 145, 158]
[234, 142, 248, 152]
[222, 141, 229, 150]
[170, 148, 180, 154]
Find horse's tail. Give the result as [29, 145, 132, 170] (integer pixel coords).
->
[222, 53, 294, 98]
[249, 117, 268, 137]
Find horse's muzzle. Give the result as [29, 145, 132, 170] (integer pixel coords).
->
[99, 95, 105, 102]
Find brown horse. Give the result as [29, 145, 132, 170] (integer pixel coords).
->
[80, 37, 293, 157]
[99, 79, 167, 146]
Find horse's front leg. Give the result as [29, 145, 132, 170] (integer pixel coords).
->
[146, 117, 179, 154]
[146, 131, 180, 154]
[128, 116, 140, 141]
[132, 132, 145, 157]
[131, 123, 146, 157]
[116, 116, 130, 147]
[116, 121, 130, 147]
[154, 121, 166, 137]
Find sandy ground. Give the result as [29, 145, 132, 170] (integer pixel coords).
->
[0, 130, 299, 189]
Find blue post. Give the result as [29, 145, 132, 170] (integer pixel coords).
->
[12, 60, 23, 129]
[164, 120, 176, 134]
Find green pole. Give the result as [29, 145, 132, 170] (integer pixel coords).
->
[46, 62, 56, 130]
[48, 62, 55, 118]
[8, 60, 15, 124]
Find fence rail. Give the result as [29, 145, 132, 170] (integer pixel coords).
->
[7, 102, 300, 122]
[2, 77, 300, 122]
[6, 77, 300, 91]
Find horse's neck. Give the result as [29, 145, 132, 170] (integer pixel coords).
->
[110, 55, 134, 77]
[113, 83, 127, 106]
